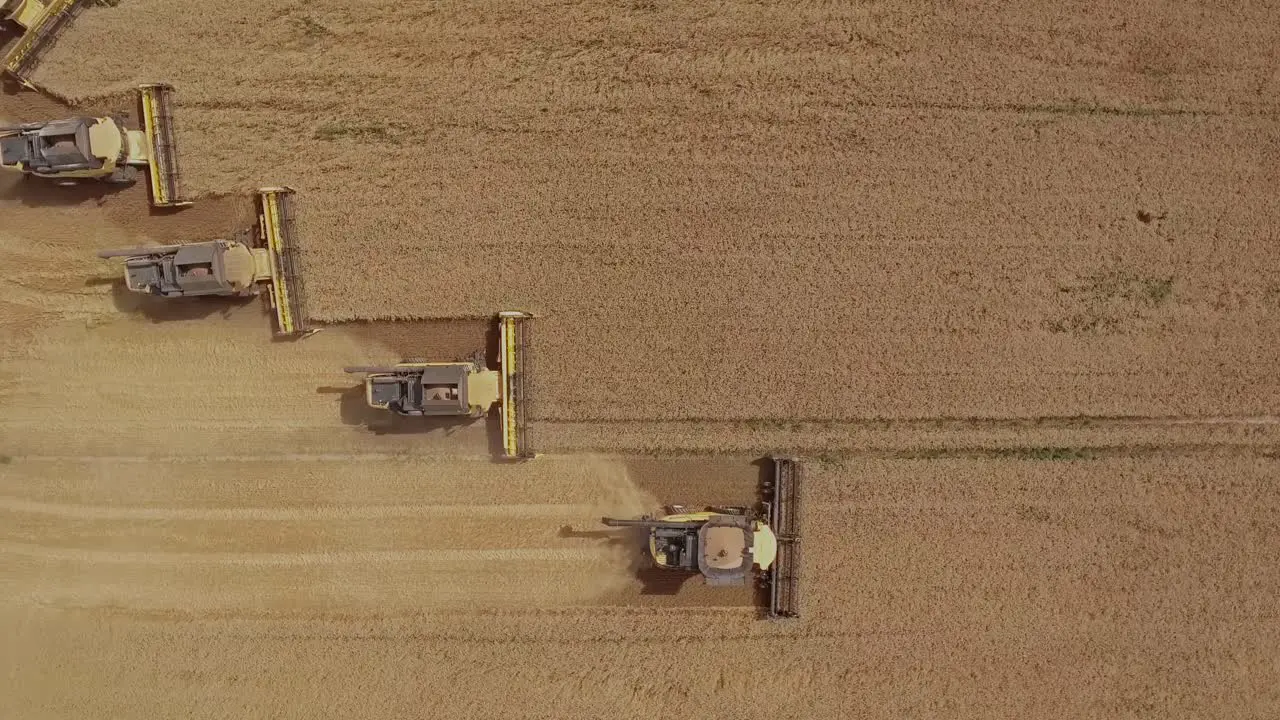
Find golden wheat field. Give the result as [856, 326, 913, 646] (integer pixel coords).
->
[28, 0, 1280, 420]
[2, 0, 1279, 717]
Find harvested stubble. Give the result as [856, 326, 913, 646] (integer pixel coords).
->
[4, 455, 1279, 718]
[27, 0, 1280, 421]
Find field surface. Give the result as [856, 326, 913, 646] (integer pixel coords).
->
[2, 0, 1279, 717]
[26, 0, 1280, 421]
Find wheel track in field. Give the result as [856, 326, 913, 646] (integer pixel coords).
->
[0, 497, 596, 521]
[0, 542, 604, 566]
[7, 411, 1280, 462]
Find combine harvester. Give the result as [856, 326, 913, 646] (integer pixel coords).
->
[2, 0, 85, 88]
[344, 312, 535, 461]
[95, 188, 312, 337]
[0, 83, 189, 207]
[602, 455, 802, 619]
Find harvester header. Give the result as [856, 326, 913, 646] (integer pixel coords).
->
[2, 0, 85, 88]
[499, 310, 532, 460]
[138, 83, 191, 208]
[767, 455, 801, 619]
[256, 187, 309, 337]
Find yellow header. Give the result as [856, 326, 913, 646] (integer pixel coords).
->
[499, 314, 520, 458]
[2, 0, 81, 86]
[138, 85, 169, 206]
[259, 189, 297, 335]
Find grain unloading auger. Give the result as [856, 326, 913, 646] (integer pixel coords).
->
[602, 455, 802, 619]
[0, 83, 191, 208]
[1, 0, 85, 88]
[95, 188, 313, 337]
[344, 311, 535, 460]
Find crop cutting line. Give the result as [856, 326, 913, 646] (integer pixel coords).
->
[534, 415, 1280, 427]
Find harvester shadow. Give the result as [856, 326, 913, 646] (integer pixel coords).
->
[558, 525, 694, 596]
[752, 456, 776, 507]
[147, 203, 193, 218]
[483, 411, 508, 461]
[750, 456, 781, 614]
[0, 75, 71, 113]
[102, 280, 258, 323]
[484, 321, 501, 368]
[1, 175, 130, 207]
[480, 325, 512, 461]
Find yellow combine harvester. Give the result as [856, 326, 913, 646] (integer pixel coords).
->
[1, 0, 84, 87]
[344, 312, 534, 460]
[96, 188, 312, 337]
[0, 83, 190, 207]
[602, 455, 802, 619]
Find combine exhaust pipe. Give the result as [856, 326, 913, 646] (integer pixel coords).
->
[256, 187, 313, 338]
[498, 311, 533, 460]
[767, 455, 801, 619]
[137, 83, 192, 208]
[2, 0, 86, 88]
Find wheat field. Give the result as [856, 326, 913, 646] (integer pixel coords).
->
[27, 0, 1280, 421]
[2, 0, 1279, 717]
